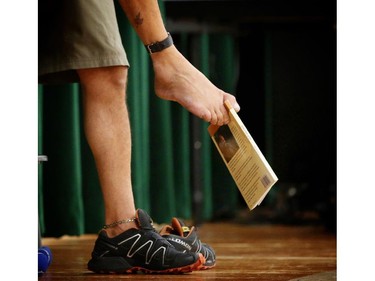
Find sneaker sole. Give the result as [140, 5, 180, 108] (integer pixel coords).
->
[198, 263, 216, 270]
[88, 253, 205, 274]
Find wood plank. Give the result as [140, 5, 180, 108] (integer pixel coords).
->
[40, 223, 336, 280]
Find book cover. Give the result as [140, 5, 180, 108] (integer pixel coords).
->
[208, 101, 278, 210]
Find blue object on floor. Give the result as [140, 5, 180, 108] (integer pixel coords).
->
[38, 246, 52, 276]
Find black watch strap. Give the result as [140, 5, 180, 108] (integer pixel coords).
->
[145, 33, 173, 54]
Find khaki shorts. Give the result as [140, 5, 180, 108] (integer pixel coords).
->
[38, 0, 129, 84]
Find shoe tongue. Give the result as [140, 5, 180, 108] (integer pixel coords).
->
[136, 209, 155, 231]
[171, 217, 191, 237]
[159, 224, 174, 236]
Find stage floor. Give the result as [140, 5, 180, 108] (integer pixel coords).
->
[39, 223, 336, 281]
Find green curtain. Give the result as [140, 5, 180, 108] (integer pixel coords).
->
[209, 34, 239, 219]
[38, 1, 239, 237]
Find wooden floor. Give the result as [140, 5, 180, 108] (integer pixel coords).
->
[39, 223, 336, 281]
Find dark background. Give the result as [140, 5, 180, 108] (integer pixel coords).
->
[164, 0, 337, 232]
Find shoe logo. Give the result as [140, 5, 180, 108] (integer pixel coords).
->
[119, 234, 167, 265]
[166, 237, 192, 251]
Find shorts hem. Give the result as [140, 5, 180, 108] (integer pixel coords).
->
[39, 56, 130, 77]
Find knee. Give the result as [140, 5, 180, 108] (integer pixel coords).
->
[106, 66, 128, 92]
[78, 66, 128, 95]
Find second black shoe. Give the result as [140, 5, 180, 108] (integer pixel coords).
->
[160, 217, 216, 270]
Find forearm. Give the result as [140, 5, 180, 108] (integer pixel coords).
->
[118, 0, 169, 45]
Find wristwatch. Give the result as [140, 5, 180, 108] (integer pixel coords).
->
[144, 32, 174, 54]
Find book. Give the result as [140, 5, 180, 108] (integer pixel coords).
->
[208, 100, 278, 211]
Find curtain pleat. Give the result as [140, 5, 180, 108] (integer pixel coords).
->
[41, 84, 85, 236]
[210, 34, 239, 218]
[171, 104, 192, 219]
[38, 85, 45, 234]
[197, 33, 214, 221]
[38, 1, 239, 237]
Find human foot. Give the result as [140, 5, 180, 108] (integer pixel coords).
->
[151, 46, 240, 126]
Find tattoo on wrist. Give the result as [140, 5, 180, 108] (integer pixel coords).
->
[135, 12, 143, 27]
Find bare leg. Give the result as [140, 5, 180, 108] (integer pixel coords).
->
[79, 66, 205, 272]
[118, 0, 240, 126]
[77, 66, 137, 237]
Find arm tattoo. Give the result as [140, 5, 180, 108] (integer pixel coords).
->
[134, 12, 143, 27]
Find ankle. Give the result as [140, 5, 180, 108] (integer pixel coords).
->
[104, 221, 138, 238]
[103, 217, 139, 238]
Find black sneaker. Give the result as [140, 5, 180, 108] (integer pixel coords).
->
[160, 218, 216, 270]
[87, 209, 204, 274]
